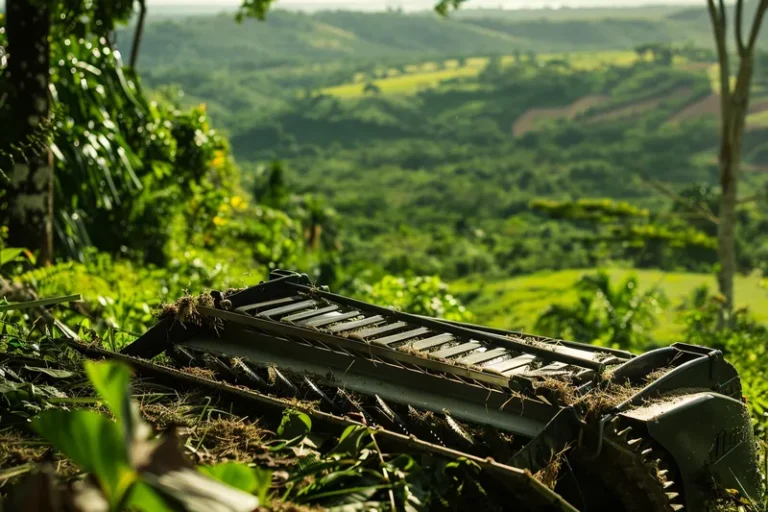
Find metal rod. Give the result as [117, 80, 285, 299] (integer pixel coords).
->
[284, 282, 605, 371]
[413, 314, 634, 359]
[196, 306, 511, 389]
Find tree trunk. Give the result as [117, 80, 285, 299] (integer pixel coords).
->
[129, 0, 147, 69]
[716, 153, 737, 320]
[717, 55, 753, 326]
[3, 0, 54, 264]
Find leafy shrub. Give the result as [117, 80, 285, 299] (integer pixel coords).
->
[534, 270, 667, 351]
[350, 274, 472, 322]
[679, 285, 768, 431]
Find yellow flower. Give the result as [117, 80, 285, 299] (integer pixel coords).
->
[212, 216, 226, 227]
[211, 150, 226, 169]
[230, 195, 246, 210]
[198, 103, 207, 112]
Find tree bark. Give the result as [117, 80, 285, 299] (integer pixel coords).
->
[129, 0, 147, 69]
[3, 0, 54, 264]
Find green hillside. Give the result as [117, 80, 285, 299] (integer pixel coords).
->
[121, 8, 711, 70]
[452, 268, 768, 343]
[115, 4, 768, 298]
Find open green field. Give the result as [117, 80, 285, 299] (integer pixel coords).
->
[321, 50, 643, 98]
[324, 63, 486, 97]
[748, 109, 768, 128]
[452, 268, 768, 343]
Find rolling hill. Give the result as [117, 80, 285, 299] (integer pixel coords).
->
[120, 6, 726, 72]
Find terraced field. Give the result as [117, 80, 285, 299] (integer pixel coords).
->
[452, 268, 768, 343]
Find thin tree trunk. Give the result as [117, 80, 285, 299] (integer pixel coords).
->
[4, 0, 54, 264]
[707, 0, 767, 326]
[716, 155, 737, 319]
[129, 0, 147, 69]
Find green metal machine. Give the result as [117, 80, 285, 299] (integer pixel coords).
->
[120, 270, 762, 511]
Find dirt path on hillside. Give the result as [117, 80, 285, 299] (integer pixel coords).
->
[668, 95, 768, 126]
[583, 87, 692, 124]
[512, 95, 608, 136]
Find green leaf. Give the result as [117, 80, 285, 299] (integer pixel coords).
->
[143, 467, 261, 512]
[276, 409, 312, 443]
[84, 360, 133, 426]
[198, 463, 260, 494]
[333, 425, 370, 457]
[0, 294, 82, 312]
[0, 248, 24, 266]
[252, 466, 272, 504]
[31, 409, 135, 506]
[124, 481, 174, 512]
[24, 366, 76, 379]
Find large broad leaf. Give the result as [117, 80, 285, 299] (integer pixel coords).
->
[0, 248, 25, 267]
[84, 360, 150, 451]
[277, 410, 312, 440]
[270, 410, 312, 451]
[31, 409, 135, 506]
[136, 431, 261, 511]
[84, 360, 132, 423]
[333, 426, 370, 457]
[124, 481, 173, 512]
[142, 468, 260, 512]
[198, 463, 272, 497]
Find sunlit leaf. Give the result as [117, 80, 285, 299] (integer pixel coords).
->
[84, 360, 132, 424]
[197, 463, 273, 504]
[0, 248, 24, 266]
[31, 409, 135, 506]
[276, 409, 312, 445]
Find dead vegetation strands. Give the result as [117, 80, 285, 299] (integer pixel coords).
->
[159, 292, 216, 327]
[532, 445, 571, 490]
[0, 430, 77, 481]
[180, 366, 218, 381]
[189, 417, 275, 466]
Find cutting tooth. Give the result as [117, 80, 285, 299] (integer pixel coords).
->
[406, 406, 446, 447]
[444, 411, 475, 445]
[665, 492, 680, 501]
[657, 469, 668, 478]
[172, 345, 197, 365]
[662, 480, 675, 489]
[271, 367, 298, 394]
[617, 427, 632, 438]
[337, 390, 377, 426]
[641, 447, 653, 457]
[374, 395, 410, 435]
[627, 438, 643, 449]
[202, 353, 236, 378]
[231, 359, 268, 388]
[303, 377, 339, 411]
[670, 505, 684, 511]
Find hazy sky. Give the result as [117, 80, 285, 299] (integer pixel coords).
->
[147, 0, 706, 8]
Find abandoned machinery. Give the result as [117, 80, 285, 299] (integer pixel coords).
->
[103, 270, 761, 511]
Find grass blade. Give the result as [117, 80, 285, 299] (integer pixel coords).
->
[0, 294, 82, 312]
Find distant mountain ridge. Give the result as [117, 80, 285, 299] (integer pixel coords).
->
[119, 6, 728, 72]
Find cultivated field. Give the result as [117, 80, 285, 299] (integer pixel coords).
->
[322, 50, 640, 98]
[452, 268, 768, 343]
